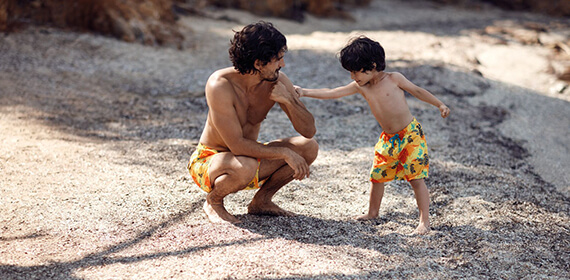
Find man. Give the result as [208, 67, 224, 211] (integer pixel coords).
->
[188, 21, 318, 223]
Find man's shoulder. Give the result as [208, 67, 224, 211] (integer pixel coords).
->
[277, 71, 290, 80]
[207, 68, 239, 93]
[276, 72, 295, 90]
[209, 67, 236, 82]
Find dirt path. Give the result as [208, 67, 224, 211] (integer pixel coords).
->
[1, 1, 568, 279]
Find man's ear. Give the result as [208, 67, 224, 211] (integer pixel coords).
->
[254, 59, 263, 71]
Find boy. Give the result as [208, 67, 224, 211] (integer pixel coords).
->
[295, 36, 450, 234]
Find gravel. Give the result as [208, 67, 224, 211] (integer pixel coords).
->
[0, 1, 568, 279]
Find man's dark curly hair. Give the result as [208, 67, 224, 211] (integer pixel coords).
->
[339, 36, 385, 72]
[229, 21, 287, 75]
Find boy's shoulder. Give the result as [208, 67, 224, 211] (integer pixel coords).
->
[383, 71, 408, 85]
[385, 71, 404, 79]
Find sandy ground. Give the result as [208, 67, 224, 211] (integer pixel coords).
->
[1, 0, 569, 279]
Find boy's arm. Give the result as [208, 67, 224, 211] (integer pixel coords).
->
[393, 72, 450, 118]
[295, 82, 359, 99]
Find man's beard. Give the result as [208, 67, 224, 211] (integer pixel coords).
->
[262, 69, 280, 82]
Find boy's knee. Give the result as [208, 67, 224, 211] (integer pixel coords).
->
[409, 178, 427, 188]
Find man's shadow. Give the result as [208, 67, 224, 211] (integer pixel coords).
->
[233, 213, 418, 253]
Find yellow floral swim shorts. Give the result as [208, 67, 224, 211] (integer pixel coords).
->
[187, 143, 264, 193]
[370, 118, 429, 183]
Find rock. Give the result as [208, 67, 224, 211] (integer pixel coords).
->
[484, 0, 570, 17]
[0, 0, 371, 45]
[208, 0, 368, 21]
[549, 82, 568, 95]
[0, 1, 7, 31]
[439, 0, 570, 17]
[476, 45, 550, 90]
[0, 0, 184, 47]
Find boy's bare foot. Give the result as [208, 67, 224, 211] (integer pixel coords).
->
[413, 222, 430, 235]
[248, 201, 295, 216]
[356, 213, 379, 221]
[203, 200, 241, 224]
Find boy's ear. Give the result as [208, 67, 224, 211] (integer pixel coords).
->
[372, 62, 377, 69]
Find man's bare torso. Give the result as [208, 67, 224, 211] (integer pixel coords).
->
[199, 67, 277, 151]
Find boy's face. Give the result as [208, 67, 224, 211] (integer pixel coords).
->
[350, 69, 376, 86]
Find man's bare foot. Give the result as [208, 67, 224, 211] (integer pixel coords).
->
[203, 201, 241, 224]
[248, 201, 295, 216]
[356, 213, 378, 221]
[413, 222, 430, 235]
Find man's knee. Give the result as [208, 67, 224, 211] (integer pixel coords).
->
[302, 137, 319, 164]
[232, 157, 259, 187]
[211, 156, 258, 192]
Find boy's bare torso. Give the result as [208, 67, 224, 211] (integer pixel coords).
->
[358, 72, 414, 134]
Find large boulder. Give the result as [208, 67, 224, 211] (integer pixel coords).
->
[0, 0, 371, 46]
[432, 0, 570, 16]
[485, 0, 570, 17]
[208, 0, 371, 21]
[0, 0, 184, 47]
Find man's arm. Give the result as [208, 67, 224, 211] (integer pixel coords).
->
[393, 72, 450, 118]
[205, 76, 253, 153]
[271, 73, 317, 138]
[206, 75, 310, 179]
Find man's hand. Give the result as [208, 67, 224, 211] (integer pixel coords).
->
[284, 150, 310, 180]
[439, 104, 450, 118]
[270, 81, 294, 104]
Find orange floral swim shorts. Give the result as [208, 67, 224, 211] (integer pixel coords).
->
[370, 118, 429, 183]
[187, 143, 263, 193]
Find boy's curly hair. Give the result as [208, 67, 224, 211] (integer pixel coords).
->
[229, 21, 287, 75]
[340, 36, 385, 72]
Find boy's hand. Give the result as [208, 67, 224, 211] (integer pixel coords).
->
[439, 104, 450, 118]
[293, 85, 304, 97]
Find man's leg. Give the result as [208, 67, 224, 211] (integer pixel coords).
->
[205, 153, 260, 223]
[248, 136, 318, 216]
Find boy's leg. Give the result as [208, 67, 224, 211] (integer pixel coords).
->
[409, 178, 430, 234]
[357, 182, 385, 220]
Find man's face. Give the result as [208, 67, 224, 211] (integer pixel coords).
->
[259, 51, 286, 82]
